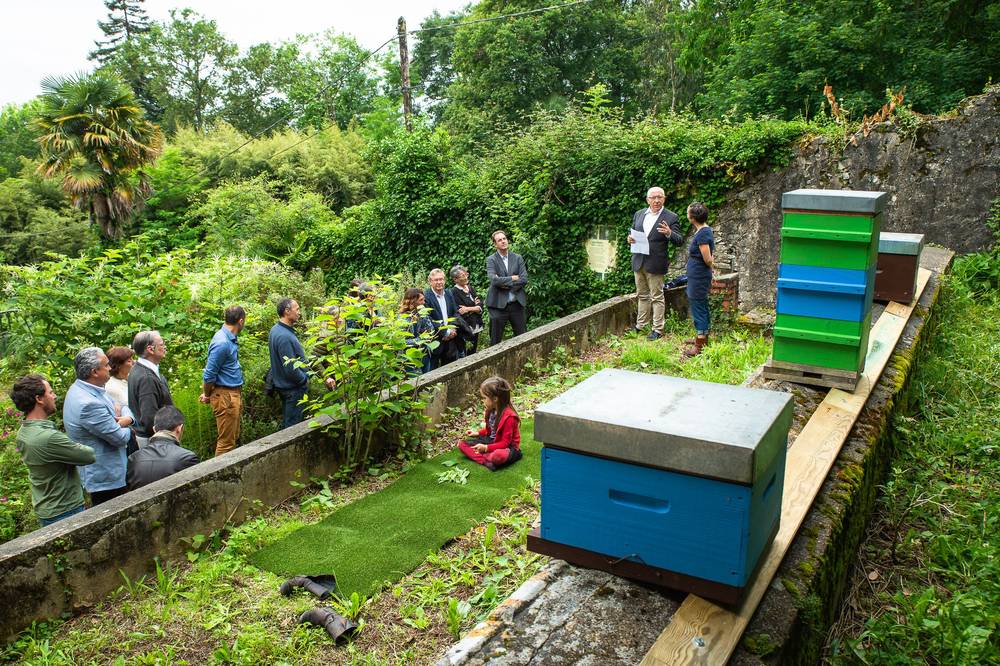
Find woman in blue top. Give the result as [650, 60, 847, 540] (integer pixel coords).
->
[682, 202, 714, 358]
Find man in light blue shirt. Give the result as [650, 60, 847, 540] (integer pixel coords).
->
[199, 305, 245, 456]
[63, 347, 135, 505]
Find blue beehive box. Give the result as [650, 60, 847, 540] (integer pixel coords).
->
[776, 264, 875, 322]
[532, 369, 793, 599]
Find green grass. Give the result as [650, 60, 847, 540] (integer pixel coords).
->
[249, 422, 541, 596]
[828, 259, 1000, 665]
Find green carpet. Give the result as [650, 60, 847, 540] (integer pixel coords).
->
[249, 421, 540, 595]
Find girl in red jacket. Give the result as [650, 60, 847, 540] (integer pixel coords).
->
[458, 376, 522, 471]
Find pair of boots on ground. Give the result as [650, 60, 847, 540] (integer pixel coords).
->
[280, 575, 358, 642]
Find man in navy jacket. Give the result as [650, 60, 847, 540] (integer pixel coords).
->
[424, 269, 460, 370]
[268, 298, 310, 428]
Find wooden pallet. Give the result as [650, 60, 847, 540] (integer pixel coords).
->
[638, 267, 933, 666]
[762, 359, 860, 391]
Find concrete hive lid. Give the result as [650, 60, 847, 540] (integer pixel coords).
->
[879, 232, 925, 255]
[533, 368, 793, 485]
[782, 189, 888, 214]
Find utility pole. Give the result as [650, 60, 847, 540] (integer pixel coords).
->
[398, 17, 412, 132]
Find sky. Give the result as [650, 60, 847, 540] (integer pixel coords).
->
[0, 0, 470, 106]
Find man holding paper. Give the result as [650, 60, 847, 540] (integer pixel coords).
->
[628, 186, 683, 340]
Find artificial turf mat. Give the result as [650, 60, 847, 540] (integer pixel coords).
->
[249, 421, 541, 595]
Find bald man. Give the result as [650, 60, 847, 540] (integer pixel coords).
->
[627, 186, 683, 340]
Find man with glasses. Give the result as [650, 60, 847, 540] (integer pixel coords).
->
[128, 330, 173, 447]
[627, 186, 683, 340]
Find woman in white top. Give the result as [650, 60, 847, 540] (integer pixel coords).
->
[105, 346, 134, 411]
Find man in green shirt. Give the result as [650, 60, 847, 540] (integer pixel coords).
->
[11, 374, 95, 527]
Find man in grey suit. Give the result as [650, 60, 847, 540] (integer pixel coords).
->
[485, 229, 528, 346]
[628, 186, 683, 340]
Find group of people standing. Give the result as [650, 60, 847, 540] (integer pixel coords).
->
[12, 335, 197, 527]
[399, 229, 530, 373]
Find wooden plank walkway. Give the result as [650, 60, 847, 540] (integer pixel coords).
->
[639, 267, 932, 666]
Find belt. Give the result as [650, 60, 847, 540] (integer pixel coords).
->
[215, 384, 242, 390]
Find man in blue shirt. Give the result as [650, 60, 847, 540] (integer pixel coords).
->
[199, 305, 245, 456]
[268, 298, 309, 428]
[63, 347, 135, 505]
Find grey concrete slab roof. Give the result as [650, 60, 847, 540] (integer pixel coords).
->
[533, 368, 793, 484]
[879, 232, 925, 255]
[782, 188, 888, 214]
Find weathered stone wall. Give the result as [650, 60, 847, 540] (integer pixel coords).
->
[0, 294, 636, 644]
[720, 86, 999, 308]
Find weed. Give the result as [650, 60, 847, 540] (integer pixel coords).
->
[445, 597, 472, 638]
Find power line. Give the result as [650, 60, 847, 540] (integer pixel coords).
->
[410, 0, 597, 34]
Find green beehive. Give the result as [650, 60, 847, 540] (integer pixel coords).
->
[779, 226, 878, 270]
[773, 311, 872, 373]
[780, 189, 886, 271]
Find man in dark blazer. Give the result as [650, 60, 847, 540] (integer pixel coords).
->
[128, 330, 173, 447]
[424, 268, 460, 370]
[485, 229, 529, 346]
[628, 186, 683, 340]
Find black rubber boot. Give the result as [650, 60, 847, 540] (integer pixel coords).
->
[298, 607, 359, 642]
[279, 575, 337, 600]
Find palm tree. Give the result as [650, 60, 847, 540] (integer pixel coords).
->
[34, 72, 163, 240]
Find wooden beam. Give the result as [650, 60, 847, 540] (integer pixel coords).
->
[640, 267, 932, 666]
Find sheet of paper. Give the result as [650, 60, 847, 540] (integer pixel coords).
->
[629, 230, 649, 255]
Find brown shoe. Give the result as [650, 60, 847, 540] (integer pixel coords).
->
[681, 335, 708, 359]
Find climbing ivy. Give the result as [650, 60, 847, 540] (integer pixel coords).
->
[320, 103, 830, 322]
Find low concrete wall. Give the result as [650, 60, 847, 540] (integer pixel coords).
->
[0, 294, 636, 643]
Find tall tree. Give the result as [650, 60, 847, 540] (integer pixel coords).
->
[89, 0, 151, 64]
[287, 32, 384, 131]
[0, 101, 41, 179]
[441, 0, 645, 139]
[222, 41, 301, 136]
[34, 73, 163, 240]
[412, 8, 469, 121]
[128, 9, 237, 132]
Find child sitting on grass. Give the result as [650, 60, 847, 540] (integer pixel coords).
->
[458, 376, 522, 471]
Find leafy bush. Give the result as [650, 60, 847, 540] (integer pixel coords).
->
[305, 280, 433, 469]
[0, 175, 97, 264]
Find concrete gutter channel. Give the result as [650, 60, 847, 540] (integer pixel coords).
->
[436, 246, 954, 666]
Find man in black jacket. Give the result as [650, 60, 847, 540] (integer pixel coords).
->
[128, 330, 173, 446]
[628, 187, 683, 340]
[424, 269, 460, 370]
[127, 406, 199, 490]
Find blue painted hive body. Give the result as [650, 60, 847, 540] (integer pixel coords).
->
[776, 264, 875, 322]
[533, 369, 793, 591]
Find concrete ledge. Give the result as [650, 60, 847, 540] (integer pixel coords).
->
[0, 293, 636, 643]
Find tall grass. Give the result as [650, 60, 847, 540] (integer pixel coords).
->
[828, 254, 1000, 664]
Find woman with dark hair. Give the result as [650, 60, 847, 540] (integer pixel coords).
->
[105, 346, 134, 412]
[449, 265, 484, 356]
[682, 202, 715, 358]
[399, 287, 434, 374]
[105, 345, 139, 455]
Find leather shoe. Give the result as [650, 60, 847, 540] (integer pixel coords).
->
[647, 331, 662, 341]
